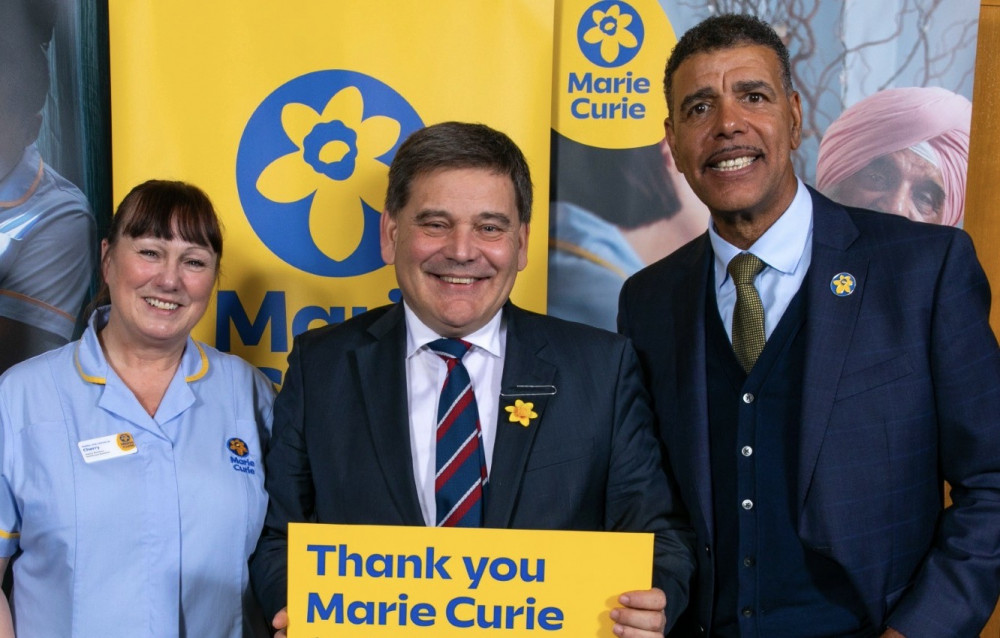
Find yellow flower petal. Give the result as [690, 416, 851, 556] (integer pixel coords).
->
[280, 102, 322, 146]
[617, 29, 638, 49]
[606, 4, 621, 19]
[356, 115, 402, 160]
[319, 86, 364, 128]
[357, 161, 390, 211]
[617, 13, 633, 29]
[583, 25, 605, 44]
[256, 152, 320, 203]
[504, 400, 537, 426]
[309, 183, 366, 260]
[600, 37, 620, 63]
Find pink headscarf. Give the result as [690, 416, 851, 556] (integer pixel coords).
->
[815, 87, 971, 226]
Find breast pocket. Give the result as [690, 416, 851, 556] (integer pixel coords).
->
[834, 353, 913, 401]
[525, 436, 595, 472]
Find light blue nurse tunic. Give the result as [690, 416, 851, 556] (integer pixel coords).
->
[0, 307, 275, 637]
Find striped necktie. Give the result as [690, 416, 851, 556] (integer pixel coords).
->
[428, 338, 486, 527]
[728, 252, 767, 373]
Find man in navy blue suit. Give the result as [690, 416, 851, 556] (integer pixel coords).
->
[251, 121, 695, 637]
[618, 14, 1000, 638]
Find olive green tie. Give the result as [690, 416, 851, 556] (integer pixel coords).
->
[728, 252, 766, 373]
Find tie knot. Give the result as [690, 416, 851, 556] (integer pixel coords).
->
[428, 338, 472, 360]
[727, 252, 765, 286]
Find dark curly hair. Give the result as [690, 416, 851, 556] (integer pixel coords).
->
[664, 14, 793, 113]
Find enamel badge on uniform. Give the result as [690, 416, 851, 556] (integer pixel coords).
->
[228, 437, 257, 474]
[228, 437, 249, 457]
[78, 432, 139, 463]
[830, 272, 856, 296]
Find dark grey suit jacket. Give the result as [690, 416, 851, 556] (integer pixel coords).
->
[251, 302, 695, 631]
[619, 188, 1000, 637]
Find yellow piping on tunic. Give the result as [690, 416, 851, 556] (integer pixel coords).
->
[75, 340, 211, 384]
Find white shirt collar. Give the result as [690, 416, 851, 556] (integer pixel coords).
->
[709, 178, 813, 287]
[402, 302, 504, 359]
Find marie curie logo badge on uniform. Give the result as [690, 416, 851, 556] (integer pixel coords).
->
[236, 70, 424, 277]
[228, 437, 249, 457]
[577, 1, 644, 68]
[227, 437, 257, 474]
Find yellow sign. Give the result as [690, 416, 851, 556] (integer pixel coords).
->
[288, 523, 652, 636]
[554, 0, 677, 148]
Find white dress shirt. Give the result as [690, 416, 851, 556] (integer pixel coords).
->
[709, 179, 814, 341]
[403, 303, 505, 527]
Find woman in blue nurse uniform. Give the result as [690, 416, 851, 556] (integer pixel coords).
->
[0, 180, 275, 637]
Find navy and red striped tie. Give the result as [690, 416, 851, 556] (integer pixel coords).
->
[428, 338, 486, 527]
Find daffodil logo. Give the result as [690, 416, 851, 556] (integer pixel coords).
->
[829, 272, 857, 297]
[236, 71, 423, 276]
[577, 1, 644, 68]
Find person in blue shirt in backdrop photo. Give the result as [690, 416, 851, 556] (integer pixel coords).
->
[0, 180, 275, 637]
[0, 0, 96, 374]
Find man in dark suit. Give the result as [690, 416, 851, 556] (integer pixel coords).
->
[251, 121, 695, 637]
[618, 14, 1000, 638]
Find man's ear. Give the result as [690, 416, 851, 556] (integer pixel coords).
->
[788, 91, 803, 150]
[380, 211, 398, 265]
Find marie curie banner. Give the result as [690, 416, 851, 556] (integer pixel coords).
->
[108, 1, 553, 384]
[288, 523, 652, 636]
[554, 0, 676, 148]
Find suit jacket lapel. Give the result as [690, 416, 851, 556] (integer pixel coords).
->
[484, 305, 556, 528]
[798, 189, 868, 510]
[673, 236, 716, 542]
[354, 304, 425, 525]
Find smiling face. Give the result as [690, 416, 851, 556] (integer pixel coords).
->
[665, 44, 801, 237]
[380, 167, 528, 338]
[826, 148, 946, 224]
[101, 231, 217, 352]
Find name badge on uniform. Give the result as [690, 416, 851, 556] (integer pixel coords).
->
[78, 432, 138, 463]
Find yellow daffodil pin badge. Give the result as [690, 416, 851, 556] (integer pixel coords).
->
[505, 399, 537, 427]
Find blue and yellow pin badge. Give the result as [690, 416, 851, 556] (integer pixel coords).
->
[830, 272, 856, 297]
[505, 399, 538, 427]
[228, 437, 249, 457]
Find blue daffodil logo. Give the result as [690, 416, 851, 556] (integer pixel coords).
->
[577, 1, 644, 68]
[236, 70, 423, 277]
[256, 87, 400, 261]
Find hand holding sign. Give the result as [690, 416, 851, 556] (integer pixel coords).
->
[287, 523, 655, 637]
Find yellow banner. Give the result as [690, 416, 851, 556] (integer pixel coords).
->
[108, 1, 554, 384]
[554, 0, 676, 148]
[288, 523, 652, 637]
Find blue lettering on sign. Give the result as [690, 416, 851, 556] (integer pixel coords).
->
[305, 544, 452, 580]
[566, 72, 651, 120]
[306, 592, 436, 626]
[215, 289, 401, 385]
[462, 556, 546, 589]
[567, 72, 650, 94]
[445, 597, 563, 630]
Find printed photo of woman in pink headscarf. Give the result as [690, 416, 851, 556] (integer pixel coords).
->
[815, 86, 972, 227]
